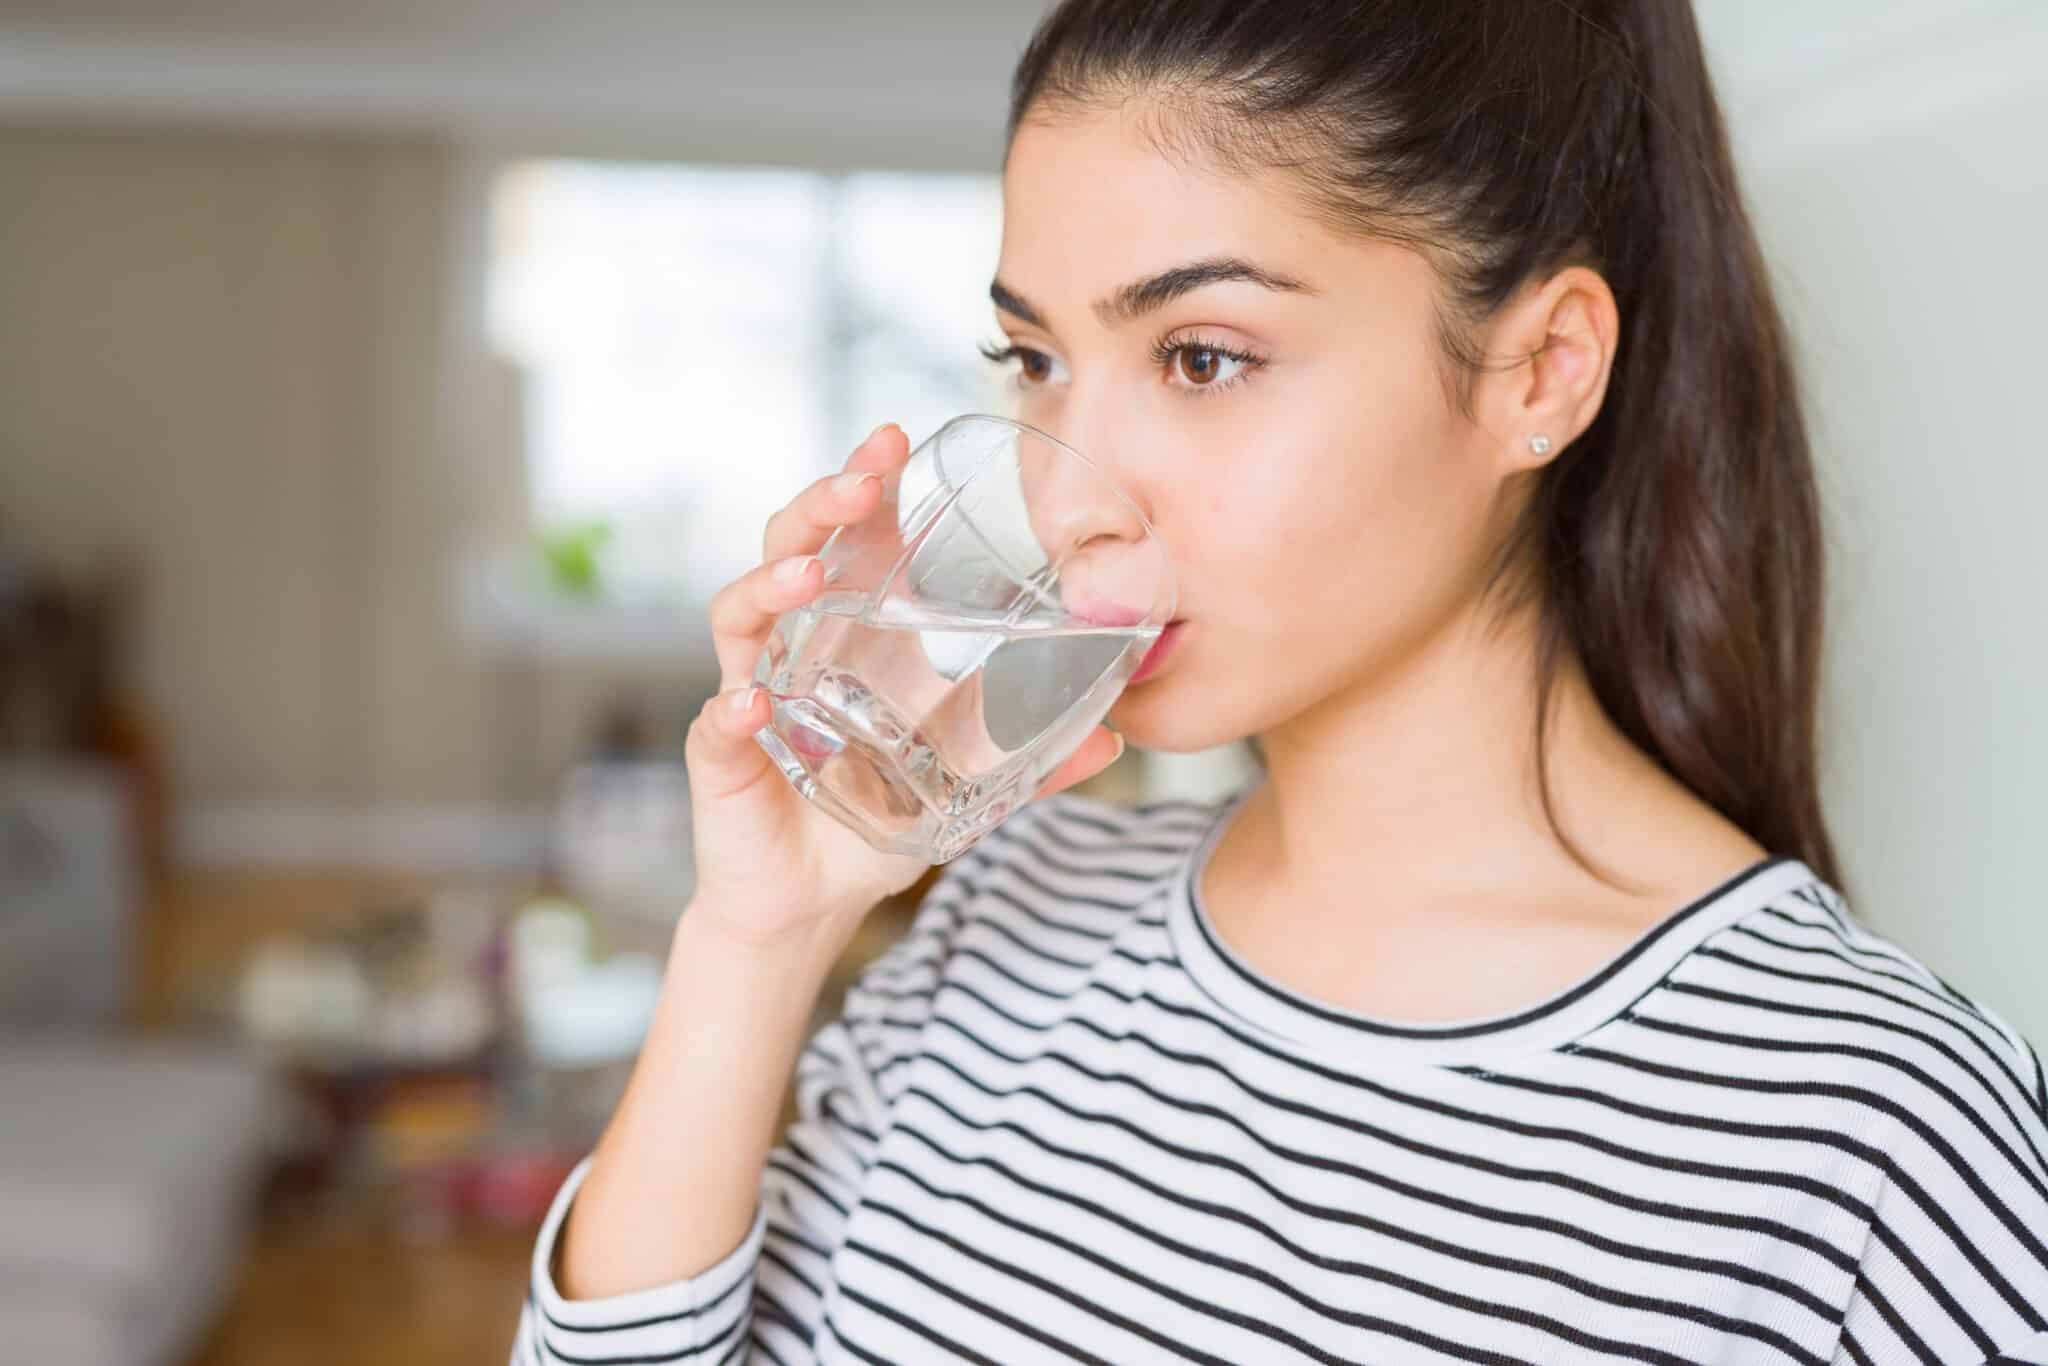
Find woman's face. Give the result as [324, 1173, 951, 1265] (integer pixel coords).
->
[995, 102, 1529, 753]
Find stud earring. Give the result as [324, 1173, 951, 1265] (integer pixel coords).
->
[1528, 434, 1553, 456]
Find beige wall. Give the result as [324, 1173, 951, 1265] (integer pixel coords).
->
[0, 124, 514, 823]
[0, 124, 812, 867]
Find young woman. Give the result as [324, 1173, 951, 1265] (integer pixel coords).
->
[514, 1, 2048, 1361]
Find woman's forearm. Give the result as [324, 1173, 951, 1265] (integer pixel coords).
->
[553, 900, 858, 1298]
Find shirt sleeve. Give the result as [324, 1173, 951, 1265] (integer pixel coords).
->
[509, 861, 972, 1365]
[1830, 1022, 2048, 1364]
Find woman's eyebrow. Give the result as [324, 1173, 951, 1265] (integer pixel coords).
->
[989, 256, 1314, 331]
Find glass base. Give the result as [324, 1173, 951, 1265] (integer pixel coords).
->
[753, 696, 1022, 865]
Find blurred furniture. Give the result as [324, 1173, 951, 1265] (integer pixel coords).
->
[213, 883, 589, 1243]
[0, 760, 280, 1366]
[0, 549, 171, 875]
[0, 760, 136, 1023]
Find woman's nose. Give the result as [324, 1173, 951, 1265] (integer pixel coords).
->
[1019, 426, 1146, 553]
[1017, 427, 1171, 623]
[1027, 391, 1154, 531]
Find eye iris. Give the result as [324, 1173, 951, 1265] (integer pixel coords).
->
[1022, 352, 1049, 381]
[1179, 347, 1220, 384]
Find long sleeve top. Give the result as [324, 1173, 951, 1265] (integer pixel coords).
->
[512, 786, 2048, 1365]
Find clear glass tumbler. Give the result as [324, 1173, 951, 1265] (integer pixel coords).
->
[752, 414, 1174, 863]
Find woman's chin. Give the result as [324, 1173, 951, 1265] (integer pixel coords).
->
[1108, 671, 1219, 754]
[1104, 683, 1156, 744]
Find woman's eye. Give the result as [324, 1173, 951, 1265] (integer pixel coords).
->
[978, 339, 1066, 389]
[1158, 339, 1262, 393]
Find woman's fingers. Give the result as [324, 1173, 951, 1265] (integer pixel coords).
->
[1035, 726, 1127, 800]
[759, 469, 883, 565]
[841, 420, 911, 481]
[761, 423, 908, 562]
[713, 421, 912, 694]
[708, 552, 826, 692]
[683, 685, 778, 803]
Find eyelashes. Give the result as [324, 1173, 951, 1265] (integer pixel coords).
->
[978, 333, 1267, 396]
[976, 338, 1037, 369]
[976, 339, 1061, 391]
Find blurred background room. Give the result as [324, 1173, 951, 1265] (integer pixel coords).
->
[0, 1, 2041, 1362]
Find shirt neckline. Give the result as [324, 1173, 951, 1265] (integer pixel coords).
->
[1163, 781, 1818, 1069]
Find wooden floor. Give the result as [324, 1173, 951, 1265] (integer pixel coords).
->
[186, 1219, 534, 1365]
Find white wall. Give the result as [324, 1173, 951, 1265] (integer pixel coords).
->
[1722, 6, 2048, 1040]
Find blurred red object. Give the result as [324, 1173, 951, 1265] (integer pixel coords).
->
[437, 1148, 581, 1227]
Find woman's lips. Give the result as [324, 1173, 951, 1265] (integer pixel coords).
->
[1130, 620, 1185, 684]
[1063, 599, 1183, 684]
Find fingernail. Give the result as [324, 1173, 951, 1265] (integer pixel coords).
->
[774, 555, 815, 582]
[833, 471, 879, 496]
[730, 686, 758, 716]
[867, 421, 900, 443]
[1109, 732, 1126, 761]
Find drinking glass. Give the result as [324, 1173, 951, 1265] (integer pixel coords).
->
[753, 414, 1174, 863]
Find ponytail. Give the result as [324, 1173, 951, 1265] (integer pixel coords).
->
[1540, 0, 1840, 889]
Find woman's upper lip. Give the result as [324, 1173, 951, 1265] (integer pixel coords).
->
[1066, 599, 1169, 629]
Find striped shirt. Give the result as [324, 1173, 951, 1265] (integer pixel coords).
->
[514, 786, 2048, 1365]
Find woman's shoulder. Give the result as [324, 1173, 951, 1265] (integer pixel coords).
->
[1678, 876, 2048, 1141]
[1682, 881, 2048, 1340]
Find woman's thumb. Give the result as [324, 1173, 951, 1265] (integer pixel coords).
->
[1036, 726, 1126, 800]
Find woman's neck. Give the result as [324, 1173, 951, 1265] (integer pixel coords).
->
[1216, 589, 1764, 968]
[1262, 595, 1607, 876]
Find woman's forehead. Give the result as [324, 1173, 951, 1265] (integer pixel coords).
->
[998, 113, 1431, 333]
[1004, 106, 1290, 232]
[998, 112, 1338, 309]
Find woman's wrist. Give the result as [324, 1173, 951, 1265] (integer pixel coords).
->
[670, 893, 868, 985]
[558, 896, 859, 1298]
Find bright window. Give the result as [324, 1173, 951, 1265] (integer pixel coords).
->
[488, 160, 1008, 603]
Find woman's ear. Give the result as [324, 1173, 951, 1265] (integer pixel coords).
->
[1479, 265, 1619, 471]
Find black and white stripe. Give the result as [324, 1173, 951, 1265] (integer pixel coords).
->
[515, 786, 2048, 1365]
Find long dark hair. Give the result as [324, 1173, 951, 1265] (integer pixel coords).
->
[1008, 0, 1844, 893]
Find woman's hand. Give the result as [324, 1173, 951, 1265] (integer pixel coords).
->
[683, 422, 1126, 946]
[564, 425, 1125, 1307]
